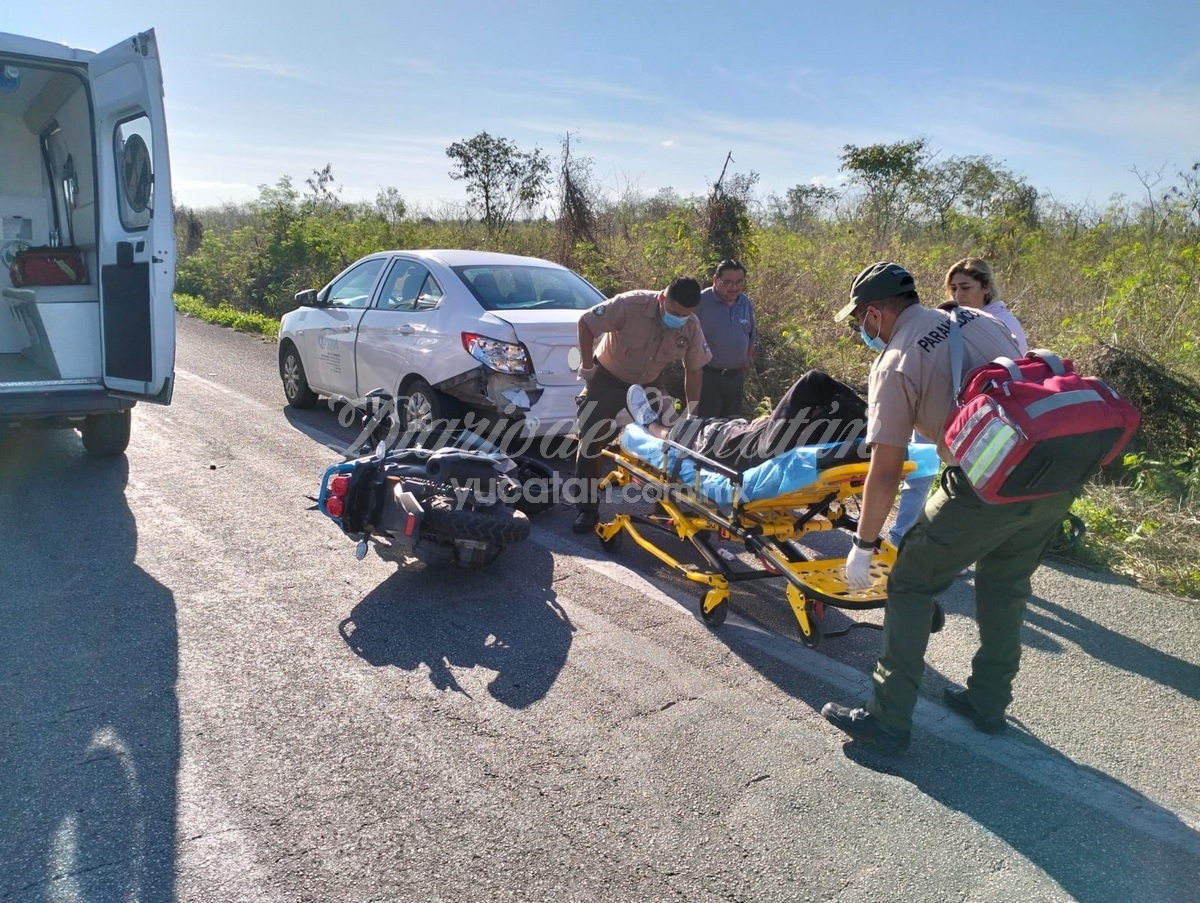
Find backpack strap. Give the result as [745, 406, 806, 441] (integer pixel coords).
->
[952, 311, 1039, 394]
[993, 357, 1024, 381]
[948, 309, 964, 403]
[1029, 349, 1066, 375]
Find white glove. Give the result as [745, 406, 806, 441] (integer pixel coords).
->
[577, 364, 597, 381]
[845, 543, 877, 590]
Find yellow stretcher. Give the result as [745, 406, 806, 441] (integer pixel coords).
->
[594, 425, 944, 647]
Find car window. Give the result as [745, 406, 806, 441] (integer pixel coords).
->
[378, 260, 431, 311]
[529, 271, 603, 309]
[114, 116, 155, 232]
[463, 269, 507, 308]
[453, 265, 604, 311]
[414, 274, 444, 311]
[327, 258, 385, 309]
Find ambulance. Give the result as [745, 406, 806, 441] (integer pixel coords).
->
[0, 29, 173, 455]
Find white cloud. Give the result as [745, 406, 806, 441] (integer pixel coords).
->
[211, 54, 320, 83]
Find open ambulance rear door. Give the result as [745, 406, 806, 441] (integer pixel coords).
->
[89, 29, 174, 404]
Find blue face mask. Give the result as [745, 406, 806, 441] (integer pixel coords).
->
[661, 311, 689, 329]
[859, 310, 887, 353]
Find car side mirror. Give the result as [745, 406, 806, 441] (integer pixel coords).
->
[295, 288, 319, 307]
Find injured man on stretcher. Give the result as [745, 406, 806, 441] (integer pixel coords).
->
[624, 369, 869, 473]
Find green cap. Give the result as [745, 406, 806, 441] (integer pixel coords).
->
[834, 261, 916, 322]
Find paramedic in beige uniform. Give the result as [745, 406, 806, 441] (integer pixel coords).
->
[821, 262, 1075, 753]
[572, 277, 711, 533]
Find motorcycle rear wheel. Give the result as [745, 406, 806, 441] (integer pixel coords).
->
[423, 495, 531, 545]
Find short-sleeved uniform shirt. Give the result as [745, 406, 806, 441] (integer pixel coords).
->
[866, 304, 1020, 466]
[581, 290, 711, 384]
[695, 287, 756, 370]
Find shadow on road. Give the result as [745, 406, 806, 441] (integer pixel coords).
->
[841, 733, 1200, 902]
[688, 559, 1200, 903]
[576, 471, 1200, 899]
[1023, 592, 1200, 702]
[0, 431, 179, 901]
[696, 611, 1200, 903]
[338, 541, 573, 708]
[282, 398, 362, 455]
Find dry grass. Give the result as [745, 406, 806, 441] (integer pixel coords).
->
[1058, 482, 1200, 601]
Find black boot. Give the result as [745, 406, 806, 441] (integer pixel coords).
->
[943, 686, 1007, 735]
[821, 702, 910, 753]
[572, 508, 599, 534]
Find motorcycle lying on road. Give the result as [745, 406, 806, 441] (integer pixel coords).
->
[316, 391, 558, 569]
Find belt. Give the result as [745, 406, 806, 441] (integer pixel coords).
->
[703, 366, 742, 376]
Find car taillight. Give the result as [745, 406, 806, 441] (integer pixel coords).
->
[331, 475, 350, 496]
[462, 332, 531, 375]
[326, 496, 345, 517]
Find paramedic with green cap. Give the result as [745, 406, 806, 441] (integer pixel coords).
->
[821, 261, 1076, 753]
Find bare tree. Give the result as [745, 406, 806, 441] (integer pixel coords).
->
[1130, 164, 1166, 241]
[556, 131, 599, 262]
[703, 152, 758, 267]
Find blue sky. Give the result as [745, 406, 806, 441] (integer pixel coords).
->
[6, 1, 1199, 213]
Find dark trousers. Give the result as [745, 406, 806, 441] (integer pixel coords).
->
[697, 367, 746, 418]
[866, 467, 1076, 732]
[667, 370, 867, 471]
[574, 365, 633, 511]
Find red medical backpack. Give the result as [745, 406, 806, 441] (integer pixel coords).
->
[944, 347, 1141, 504]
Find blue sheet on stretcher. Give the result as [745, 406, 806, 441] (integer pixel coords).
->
[618, 425, 942, 507]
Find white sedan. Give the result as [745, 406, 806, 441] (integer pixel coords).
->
[277, 249, 603, 438]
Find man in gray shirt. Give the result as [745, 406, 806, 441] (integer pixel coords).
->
[694, 259, 757, 417]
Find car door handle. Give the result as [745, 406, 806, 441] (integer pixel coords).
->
[337, 325, 353, 332]
[396, 325, 415, 335]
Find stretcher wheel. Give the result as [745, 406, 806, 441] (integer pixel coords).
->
[599, 530, 624, 553]
[699, 592, 727, 627]
[931, 601, 945, 634]
[798, 598, 824, 649]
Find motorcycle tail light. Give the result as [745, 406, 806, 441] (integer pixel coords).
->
[330, 475, 350, 496]
[325, 495, 345, 517]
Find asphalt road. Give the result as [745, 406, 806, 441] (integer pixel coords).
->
[1, 314, 1198, 902]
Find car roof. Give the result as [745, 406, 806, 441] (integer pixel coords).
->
[377, 249, 571, 270]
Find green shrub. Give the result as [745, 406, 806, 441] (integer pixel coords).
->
[174, 293, 278, 339]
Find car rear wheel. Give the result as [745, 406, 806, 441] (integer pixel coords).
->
[402, 378, 458, 430]
[81, 409, 131, 456]
[281, 343, 318, 409]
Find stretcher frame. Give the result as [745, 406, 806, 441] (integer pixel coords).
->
[596, 434, 943, 647]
